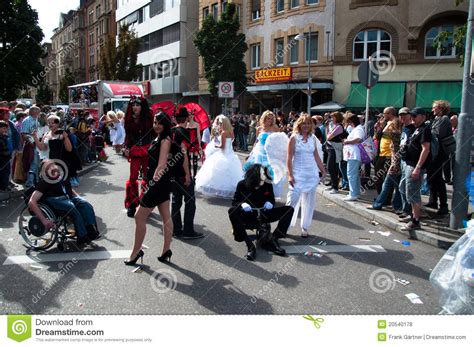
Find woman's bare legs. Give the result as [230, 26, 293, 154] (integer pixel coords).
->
[128, 205, 153, 259]
[157, 200, 173, 255]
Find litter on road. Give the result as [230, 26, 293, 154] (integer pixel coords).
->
[395, 278, 411, 286]
[405, 293, 423, 304]
[377, 231, 391, 237]
[401, 241, 412, 246]
[370, 221, 380, 226]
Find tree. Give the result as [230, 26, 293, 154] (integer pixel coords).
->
[434, 0, 467, 63]
[193, 3, 248, 96]
[36, 81, 53, 105]
[58, 69, 75, 103]
[0, 0, 44, 100]
[99, 25, 142, 81]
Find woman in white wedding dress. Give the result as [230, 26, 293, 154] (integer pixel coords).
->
[195, 115, 243, 199]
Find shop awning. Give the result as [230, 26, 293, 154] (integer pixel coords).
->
[346, 82, 406, 109]
[415, 81, 462, 110]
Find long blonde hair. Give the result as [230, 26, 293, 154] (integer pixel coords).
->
[216, 115, 232, 133]
[259, 110, 275, 127]
[292, 113, 314, 135]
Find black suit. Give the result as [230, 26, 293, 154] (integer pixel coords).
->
[228, 180, 294, 242]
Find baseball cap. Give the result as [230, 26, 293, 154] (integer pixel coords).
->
[398, 107, 410, 115]
[0, 106, 9, 111]
[410, 107, 427, 117]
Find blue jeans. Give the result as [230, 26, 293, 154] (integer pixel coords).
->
[26, 150, 39, 188]
[339, 160, 348, 188]
[43, 195, 96, 238]
[347, 159, 361, 198]
[398, 161, 412, 215]
[373, 174, 402, 211]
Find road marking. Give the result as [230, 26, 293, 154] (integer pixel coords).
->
[282, 245, 386, 254]
[3, 250, 132, 266]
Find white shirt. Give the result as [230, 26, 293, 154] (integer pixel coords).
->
[343, 125, 365, 161]
[202, 128, 211, 144]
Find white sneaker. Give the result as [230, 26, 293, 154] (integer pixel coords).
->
[343, 196, 358, 201]
[329, 189, 338, 194]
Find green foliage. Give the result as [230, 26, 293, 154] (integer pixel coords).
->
[434, 0, 467, 64]
[99, 25, 142, 81]
[0, 0, 44, 100]
[193, 3, 248, 96]
[36, 81, 53, 105]
[58, 69, 75, 103]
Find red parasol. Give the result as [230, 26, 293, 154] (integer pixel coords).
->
[183, 102, 210, 131]
[151, 101, 175, 117]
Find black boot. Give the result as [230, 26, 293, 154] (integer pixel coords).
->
[127, 205, 136, 218]
[246, 244, 256, 261]
[266, 235, 286, 256]
[86, 224, 101, 241]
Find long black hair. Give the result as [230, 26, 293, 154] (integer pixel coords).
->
[244, 164, 271, 189]
[154, 112, 172, 140]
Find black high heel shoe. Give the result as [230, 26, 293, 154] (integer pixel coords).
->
[124, 250, 144, 266]
[158, 249, 172, 263]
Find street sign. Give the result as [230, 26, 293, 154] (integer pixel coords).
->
[231, 99, 239, 108]
[218, 82, 234, 98]
[358, 61, 379, 89]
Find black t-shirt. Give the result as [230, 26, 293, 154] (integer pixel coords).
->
[170, 127, 189, 179]
[35, 179, 73, 198]
[404, 124, 432, 169]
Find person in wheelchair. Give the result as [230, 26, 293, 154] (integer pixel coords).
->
[28, 159, 100, 246]
[228, 163, 294, 261]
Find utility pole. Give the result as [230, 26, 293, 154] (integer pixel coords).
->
[450, 0, 474, 229]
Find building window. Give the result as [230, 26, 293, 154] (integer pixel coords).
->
[138, 7, 144, 23]
[305, 33, 318, 63]
[96, 4, 101, 19]
[251, 44, 261, 69]
[252, 0, 260, 20]
[276, 0, 284, 13]
[144, 65, 150, 80]
[425, 25, 458, 59]
[138, 23, 180, 53]
[203, 7, 209, 19]
[289, 36, 299, 64]
[290, 0, 300, 8]
[222, 1, 227, 15]
[89, 31, 94, 45]
[275, 38, 284, 66]
[306, 0, 319, 5]
[211, 3, 218, 19]
[150, 0, 164, 18]
[353, 29, 391, 60]
[89, 11, 94, 25]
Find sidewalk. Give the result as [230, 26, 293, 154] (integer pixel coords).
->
[317, 180, 465, 250]
[0, 161, 100, 202]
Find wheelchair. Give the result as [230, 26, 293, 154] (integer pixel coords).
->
[18, 188, 77, 252]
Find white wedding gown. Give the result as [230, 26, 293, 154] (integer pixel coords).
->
[196, 137, 243, 199]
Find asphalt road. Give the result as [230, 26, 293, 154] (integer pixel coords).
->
[0, 148, 447, 315]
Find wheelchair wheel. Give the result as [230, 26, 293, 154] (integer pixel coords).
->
[18, 204, 58, 250]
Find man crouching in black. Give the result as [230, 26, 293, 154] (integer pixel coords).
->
[228, 164, 294, 261]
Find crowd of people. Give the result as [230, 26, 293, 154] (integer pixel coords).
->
[0, 97, 461, 263]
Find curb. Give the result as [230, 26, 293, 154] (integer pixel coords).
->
[2, 162, 100, 201]
[317, 186, 460, 250]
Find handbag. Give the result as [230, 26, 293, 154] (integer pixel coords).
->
[358, 137, 377, 164]
[440, 134, 456, 155]
[13, 152, 26, 183]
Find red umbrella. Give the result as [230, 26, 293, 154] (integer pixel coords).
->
[184, 102, 210, 131]
[151, 101, 175, 117]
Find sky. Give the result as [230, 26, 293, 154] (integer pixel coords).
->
[28, 0, 80, 43]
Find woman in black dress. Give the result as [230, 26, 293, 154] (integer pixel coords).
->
[125, 112, 174, 265]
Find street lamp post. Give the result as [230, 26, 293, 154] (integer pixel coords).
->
[295, 29, 312, 115]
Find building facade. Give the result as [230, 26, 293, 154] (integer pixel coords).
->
[50, 11, 76, 103]
[197, 0, 335, 115]
[333, 0, 468, 112]
[116, 0, 199, 103]
[85, 0, 117, 82]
